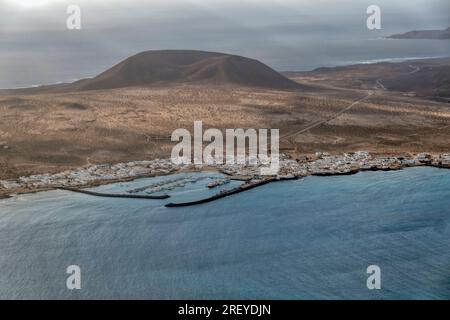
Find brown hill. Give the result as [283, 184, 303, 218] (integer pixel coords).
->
[381, 60, 450, 100]
[285, 57, 450, 101]
[3, 50, 301, 94]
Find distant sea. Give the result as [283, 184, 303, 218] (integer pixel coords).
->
[0, 167, 449, 299]
[1, 36, 449, 89]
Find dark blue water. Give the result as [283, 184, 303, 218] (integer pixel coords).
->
[0, 167, 449, 299]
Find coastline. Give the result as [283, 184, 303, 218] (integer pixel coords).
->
[2, 158, 449, 299]
[1, 151, 449, 199]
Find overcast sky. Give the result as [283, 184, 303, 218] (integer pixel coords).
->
[1, 0, 449, 88]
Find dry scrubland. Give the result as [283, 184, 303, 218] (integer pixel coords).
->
[1, 79, 450, 179]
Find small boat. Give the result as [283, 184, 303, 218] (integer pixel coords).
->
[207, 179, 230, 188]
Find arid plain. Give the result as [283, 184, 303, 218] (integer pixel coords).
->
[0, 52, 449, 180]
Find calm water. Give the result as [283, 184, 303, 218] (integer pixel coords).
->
[1, 37, 449, 89]
[0, 167, 449, 299]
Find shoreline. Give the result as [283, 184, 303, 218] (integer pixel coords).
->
[1, 151, 449, 199]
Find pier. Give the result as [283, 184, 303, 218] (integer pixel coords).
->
[165, 178, 282, 207]
[58, 187, 170, 199]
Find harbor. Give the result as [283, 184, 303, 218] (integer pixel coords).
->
[165, 178, 278, 207]
[1, 165, 449, 299]
[1, 152, 449, 204]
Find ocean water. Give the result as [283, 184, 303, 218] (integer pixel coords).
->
[0, 167, 449, 299]
[1, 37, 449, 89]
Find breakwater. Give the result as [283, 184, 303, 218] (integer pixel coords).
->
[165, 178, 292, 207]
[58, 187, 170, 199]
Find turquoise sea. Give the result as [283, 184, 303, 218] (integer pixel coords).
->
[0, 167, 449, 299]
